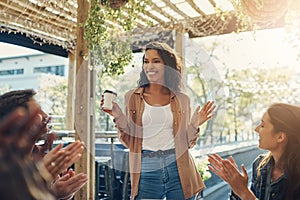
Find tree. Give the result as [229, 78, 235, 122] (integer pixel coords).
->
[36, 74, 68, 130]
[185, 42, 300, 146]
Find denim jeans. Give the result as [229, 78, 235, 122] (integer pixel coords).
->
[135, 152, 196, 200]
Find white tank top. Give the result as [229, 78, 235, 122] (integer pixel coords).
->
[142, 100, 175, 151]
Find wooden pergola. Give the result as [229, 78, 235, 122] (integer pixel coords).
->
[1, 0, 297, 199]
[1, 0, 292, 54]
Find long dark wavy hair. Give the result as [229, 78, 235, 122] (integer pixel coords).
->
[257, 103, 300, 199]
[137, 42, 183, 93]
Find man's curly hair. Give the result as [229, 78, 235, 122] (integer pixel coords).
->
[0, 89, 36, 121]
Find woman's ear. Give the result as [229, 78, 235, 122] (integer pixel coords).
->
[277, 131, 287, 144]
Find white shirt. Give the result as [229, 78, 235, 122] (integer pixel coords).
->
[142, 100, 175, 151]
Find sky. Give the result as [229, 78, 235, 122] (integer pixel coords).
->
[193, 27, 300, 71]
[0, 42, 43, 58]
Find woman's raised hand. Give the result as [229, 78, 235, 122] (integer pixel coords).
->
[191, 101, 216, 127]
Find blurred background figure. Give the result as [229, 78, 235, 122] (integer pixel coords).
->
[0, 106, 56, 200]
[0, 89, 88, 200]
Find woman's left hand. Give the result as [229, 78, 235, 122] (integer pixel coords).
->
[191, 101, 216, 127]
[208, 154, 253, 199]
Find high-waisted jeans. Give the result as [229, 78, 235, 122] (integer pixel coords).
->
[135, 151, 196, 200]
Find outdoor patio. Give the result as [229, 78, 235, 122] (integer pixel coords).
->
[1, 0, 299, 199]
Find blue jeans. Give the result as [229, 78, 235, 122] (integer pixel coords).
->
[135, 152, 196, 200]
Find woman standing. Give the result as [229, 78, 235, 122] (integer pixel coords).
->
[208, 103, 300, 200]
[102, 42, 215, 199]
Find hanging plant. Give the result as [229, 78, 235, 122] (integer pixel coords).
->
[84, 0, 150, 76]
[100, 0, 128, 9]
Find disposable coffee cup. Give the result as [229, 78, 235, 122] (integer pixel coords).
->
[103, 90, 117, 110]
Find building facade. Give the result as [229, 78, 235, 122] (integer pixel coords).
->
[0, 53, 68, 90]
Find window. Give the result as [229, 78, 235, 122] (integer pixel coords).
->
[33, 65, 65, 76]
[0, 68, 24, 76]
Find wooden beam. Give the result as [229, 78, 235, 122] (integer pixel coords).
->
[187, 12, 286, 38]
[0, 7, 76, 47]
[143, 9, 169, 26]
[160, 0, 190, 19]
[149, 3, 175, 22]
[0, 1, 75, 30]
[74, 0, 95, 199]
[0, 31, 68, 57]
[175, 24, 184, 67]
[66, 52, 75, 130]
[185, 0, 206, 16]
[208, 0, 216, 7]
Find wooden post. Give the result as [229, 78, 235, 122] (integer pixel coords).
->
[175, 25, 185, 68]
[66, 52, 75, 130]
[175, 24, 186, 92]
[74, 0, 95, 199]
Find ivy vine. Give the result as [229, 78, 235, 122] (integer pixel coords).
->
[84, 0, 150, 76]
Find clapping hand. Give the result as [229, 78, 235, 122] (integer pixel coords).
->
[208, 154, 251, 199]
[42, 141, 84, 179]
[51, 168, 88, 199]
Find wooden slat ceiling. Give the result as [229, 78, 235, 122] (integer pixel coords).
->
[0, 0, 288, 52]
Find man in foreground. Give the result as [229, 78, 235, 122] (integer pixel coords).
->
[0, 89, 88, 199]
